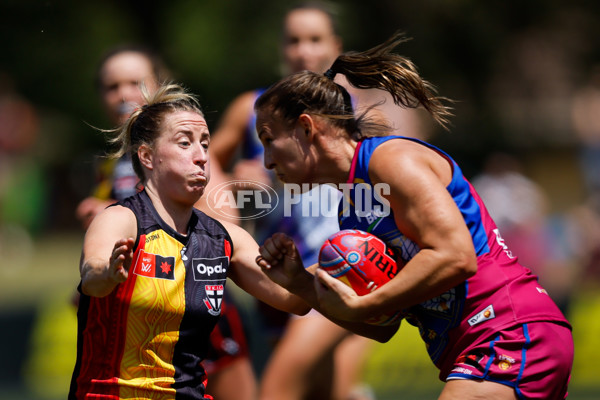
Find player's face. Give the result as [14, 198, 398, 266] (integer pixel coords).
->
[99, 52, 159, 125]
[147, 110, 211, 204]
[256, 110, 316, 185]
[282, 9, 342, 74]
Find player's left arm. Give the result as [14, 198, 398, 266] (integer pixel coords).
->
[223, 221, 310, 315]
[315, 140, 477, 322]
[360, 139, 477, 318]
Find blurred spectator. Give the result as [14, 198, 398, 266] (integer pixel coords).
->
[569, 66, 600, 284]
[0, 71, 46, 270]
[210, 3, 382, 399]
[472, 152, 578, 315]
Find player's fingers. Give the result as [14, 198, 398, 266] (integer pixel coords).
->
[255, 255, 271, 270]
[270, 232, 302, 261]
[316, 268, 357, 296]
[259, 234, 290, 265]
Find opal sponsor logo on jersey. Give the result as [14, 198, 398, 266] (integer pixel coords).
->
[192, 256, 229, 281]
[468, 304, 495, 326]
[133, 249, 175, 280]
[204, 284, 224, 316]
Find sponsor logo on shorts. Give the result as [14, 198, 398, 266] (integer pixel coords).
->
[468, 304, 495, 326]
[497, 354, 516, 370]
[450, 367, 473, 375]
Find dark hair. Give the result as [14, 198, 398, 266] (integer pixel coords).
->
[255, 32, 453, 139]
[94, 44, 172, 92]
[108, 82, 203, 181]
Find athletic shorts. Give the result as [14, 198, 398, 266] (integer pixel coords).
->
[202, 294, 250, 375]
[446, 322, 573, 399]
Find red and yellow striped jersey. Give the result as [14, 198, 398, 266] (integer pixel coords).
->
[70, 190, 233, 399]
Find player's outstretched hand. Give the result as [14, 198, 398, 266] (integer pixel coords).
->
[313, 268, 364, 322]
[256, 232, 305, 290]
[109, 238, 135, 283]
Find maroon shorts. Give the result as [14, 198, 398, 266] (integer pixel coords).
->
[202, 294, 250, 375]
[446, 322, 573, 399]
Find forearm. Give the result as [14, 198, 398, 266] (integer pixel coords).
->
[359, 248, 475, 319]
[80, 258, 119, 297]
[286, 268, 398, 342]
[326, 316, 399, 343]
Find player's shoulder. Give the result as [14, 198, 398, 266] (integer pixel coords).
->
[218, 220, 257, 251]
[86, 203, 137, 240]
[97, 203, 137, 224]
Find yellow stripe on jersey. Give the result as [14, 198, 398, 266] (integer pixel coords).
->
[119, 229, 187, 398]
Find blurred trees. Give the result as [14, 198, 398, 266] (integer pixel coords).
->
[1, 0, 600, 230]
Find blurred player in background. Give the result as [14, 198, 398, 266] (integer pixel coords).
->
[211, 3, 380, 399]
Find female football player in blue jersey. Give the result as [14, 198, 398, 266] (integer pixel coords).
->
[254, 34, 573, 400]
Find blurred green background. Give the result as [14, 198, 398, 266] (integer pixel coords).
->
[2, 0, 600, 398]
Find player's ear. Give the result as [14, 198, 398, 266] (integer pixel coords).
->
[298, 113, 315, 139]
[138, 144, 154, 170]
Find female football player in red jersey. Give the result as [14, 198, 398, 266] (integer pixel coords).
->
[68, 83, 323, 400]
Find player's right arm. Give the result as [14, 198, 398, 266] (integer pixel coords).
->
[79, 205, 137, 297]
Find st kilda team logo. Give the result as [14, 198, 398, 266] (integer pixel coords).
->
[192, 256, 229, 316]
[204, 284, 224, 316]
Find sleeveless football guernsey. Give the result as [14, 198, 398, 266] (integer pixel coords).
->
[69, 190, 233, 399]
[339, 136, 570, 379]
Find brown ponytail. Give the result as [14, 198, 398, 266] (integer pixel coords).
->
[255, 32, 452, 140]
[329, 32, 452, 130]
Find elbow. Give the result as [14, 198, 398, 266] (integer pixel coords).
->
[81, 285, 106, 298]
[373, 331, 395, 343]
[370, 322, 401, 343]
[453, 250, 477, 280]
[80, 279, 115, 298]
[289, 303, 311, 316]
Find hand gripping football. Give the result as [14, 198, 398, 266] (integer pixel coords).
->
[318, 229, 404, 325]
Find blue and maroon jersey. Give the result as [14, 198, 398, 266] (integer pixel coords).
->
[69, 190, 233, 399]
[339, 136, 570, 379]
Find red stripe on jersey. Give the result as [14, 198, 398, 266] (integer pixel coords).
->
[74, 234, 145, 399]
[224, 238, 232, 258]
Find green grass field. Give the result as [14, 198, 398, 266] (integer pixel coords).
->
[1, 233, 599, 399]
